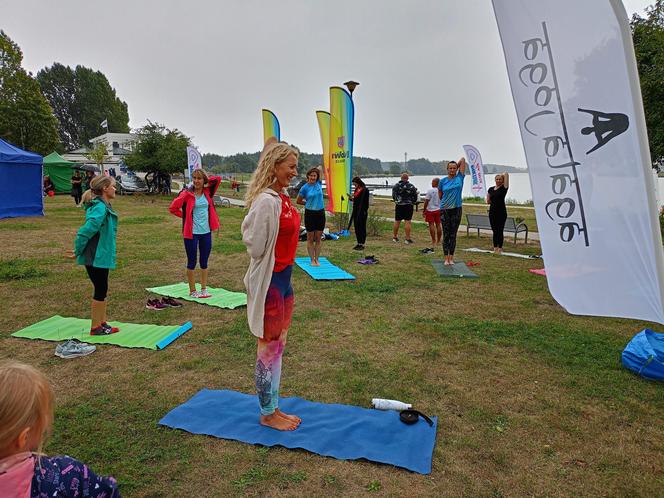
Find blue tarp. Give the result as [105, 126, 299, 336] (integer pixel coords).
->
[0, 138, 43, 219]
[622, 329, 664, 381]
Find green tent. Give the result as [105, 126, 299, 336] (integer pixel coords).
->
[43, 152, 76, 194]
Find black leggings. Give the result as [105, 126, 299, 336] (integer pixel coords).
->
[85, 265, 109, 301]
[354, 212, 367, 244]
[441, 207, 462, 256]
[489, 211, 507, 248]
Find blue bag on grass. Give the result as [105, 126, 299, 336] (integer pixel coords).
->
[621, 329, 664, 381]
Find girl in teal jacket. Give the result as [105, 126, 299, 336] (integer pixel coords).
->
[67, 175, 119, 335]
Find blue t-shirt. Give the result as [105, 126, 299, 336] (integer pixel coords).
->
[298, 181, 325, 211]
[438, 172, 465, 209]
[192, 194, 210, 234]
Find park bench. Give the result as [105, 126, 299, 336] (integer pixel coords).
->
[465, 213, 528, 244]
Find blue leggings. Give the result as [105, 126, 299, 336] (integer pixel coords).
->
[184, 232, 212, 269]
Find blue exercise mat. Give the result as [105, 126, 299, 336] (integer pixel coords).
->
[295, 257, 355, 280]
[159, 389, 437, 474]
[622, 328, 664, 380]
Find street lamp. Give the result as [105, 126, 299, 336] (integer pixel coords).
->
[344, 80, 360, 96]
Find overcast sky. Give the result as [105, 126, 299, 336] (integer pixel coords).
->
[1, 0, 654, 165]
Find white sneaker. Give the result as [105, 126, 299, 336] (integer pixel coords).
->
[190, 290, 201, 298]
[55, 340, 96, 359]
[198, 289, 212, 298]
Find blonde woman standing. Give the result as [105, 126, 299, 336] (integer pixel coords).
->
[296, 166, 325, 266]
[66, 175, 119, 336]
[241, 139, 301, 431]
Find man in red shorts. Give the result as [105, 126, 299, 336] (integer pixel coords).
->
[421, 178, 442, 254]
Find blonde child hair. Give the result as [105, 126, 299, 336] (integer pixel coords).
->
[0, 361, 54, 457]
[81, 175, 116, 204]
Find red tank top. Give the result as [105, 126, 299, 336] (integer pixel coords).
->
[274, 194, 300, 272]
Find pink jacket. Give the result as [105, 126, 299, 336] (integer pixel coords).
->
[169, 176, 221, 239]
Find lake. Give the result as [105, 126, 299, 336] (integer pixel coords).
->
[368, 172, 664, 206]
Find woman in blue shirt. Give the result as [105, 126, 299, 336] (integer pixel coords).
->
[438, 157, 467, 265]
[296, 167, 325, 266]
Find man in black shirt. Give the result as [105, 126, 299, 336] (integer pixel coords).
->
[392, 173, 418, 244]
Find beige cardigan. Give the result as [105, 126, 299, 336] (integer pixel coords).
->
[241, 188, 282, 338]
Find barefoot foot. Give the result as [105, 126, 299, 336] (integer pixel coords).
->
[275, 408, 301, 425]
[260, 413, 298, 431]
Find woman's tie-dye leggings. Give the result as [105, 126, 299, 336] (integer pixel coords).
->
[256, 265, 294, 416]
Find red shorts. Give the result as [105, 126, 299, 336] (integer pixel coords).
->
[424, 209, 441, 224]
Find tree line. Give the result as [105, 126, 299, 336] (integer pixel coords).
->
[202, 151, 384, 176]
[0, 31, 130, 155]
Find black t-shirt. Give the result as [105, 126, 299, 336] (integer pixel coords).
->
[488, 186, 508, 214]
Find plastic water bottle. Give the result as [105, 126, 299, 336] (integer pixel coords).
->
[371, 398, 412, 411]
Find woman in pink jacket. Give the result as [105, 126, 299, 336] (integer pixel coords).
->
[169, 169, 221, 297]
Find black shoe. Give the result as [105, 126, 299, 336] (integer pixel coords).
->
[353, 244, 364, 250]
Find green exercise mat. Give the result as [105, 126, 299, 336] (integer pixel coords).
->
[431, 260, 479, 278]
[11, 315, 192, 350]
[146, 282, 247, 309]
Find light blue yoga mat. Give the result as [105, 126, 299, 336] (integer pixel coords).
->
[295, 257, 355, 280]
[159, 389, 437, 474]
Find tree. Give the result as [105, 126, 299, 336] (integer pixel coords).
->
[0, 31, 59, 155]
[36, 64, 130, 150]
[632, 1, 664, 164]
[389, 162, 402, 175]
[86, 142, 110, 173]
[124, 122, 190, 176]
[353, 162, 369, 176]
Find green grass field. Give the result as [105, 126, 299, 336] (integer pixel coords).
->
[0, 194, 662, 497]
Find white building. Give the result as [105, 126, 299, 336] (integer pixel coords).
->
[63, 132, 138, 172]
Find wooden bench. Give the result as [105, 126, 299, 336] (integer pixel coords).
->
[465, 213, 528, 244]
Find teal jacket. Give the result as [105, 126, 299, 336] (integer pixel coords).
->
[74, 198, 118, 269]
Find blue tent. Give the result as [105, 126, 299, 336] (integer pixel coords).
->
[0, 138, 43, 219]
[622, 329, 664, 381]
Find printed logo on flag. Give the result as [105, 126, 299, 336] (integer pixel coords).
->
[337, 136, 345, 149]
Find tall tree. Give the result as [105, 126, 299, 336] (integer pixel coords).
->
[36, 64, 130, 150]
[124, 122, 189, 175]
[632, 0, 664, 164]
[0, 31, 59, 155]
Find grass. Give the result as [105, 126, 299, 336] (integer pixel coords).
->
[0, 258, 49, 282]
[0, 195, 662, 497]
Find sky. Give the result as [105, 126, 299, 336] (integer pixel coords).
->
[1, 0, 654, 166]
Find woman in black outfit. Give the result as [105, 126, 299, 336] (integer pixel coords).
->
[349, 176, 369, 250]
[71, 171, 83, 206]
[486, 172, 509, 254]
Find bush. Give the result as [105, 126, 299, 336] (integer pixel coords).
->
[366, 210, 383, 237]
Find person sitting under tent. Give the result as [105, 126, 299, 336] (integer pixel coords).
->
[43, 176, 55, 197]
